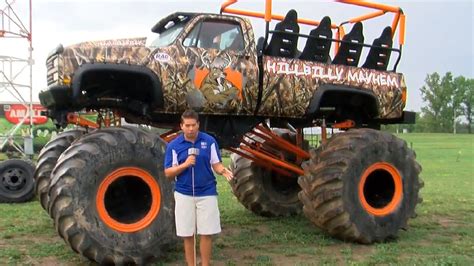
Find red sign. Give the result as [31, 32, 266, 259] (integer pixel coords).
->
[3, 104, 48, 125]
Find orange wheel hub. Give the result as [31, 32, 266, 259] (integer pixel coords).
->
[96, 167, 161, 233]
[358, 162, 403, 216]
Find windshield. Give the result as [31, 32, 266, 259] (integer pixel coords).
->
[150, 23, 185, 48]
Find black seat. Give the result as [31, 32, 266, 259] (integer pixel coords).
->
[332, 22, 364, 67]
[265, 9, 299, 58]
[362, 26, 393, 71]
[299, 16, 332, 63]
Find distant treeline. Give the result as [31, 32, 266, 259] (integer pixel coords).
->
[385, 72, 473, 134]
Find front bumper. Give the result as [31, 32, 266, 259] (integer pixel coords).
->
[376, 111, 416, 125]
[39, 85, 73, 110]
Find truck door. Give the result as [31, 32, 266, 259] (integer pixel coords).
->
[179, 16, 258, 115]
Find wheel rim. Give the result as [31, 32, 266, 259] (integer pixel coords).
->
[358, 162, 403, 216]
[262, 169, 300, 203]
[1, 168, 27, 191]
[96, 167, 161, 233]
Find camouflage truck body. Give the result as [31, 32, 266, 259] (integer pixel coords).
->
[40, 12, 411, 147]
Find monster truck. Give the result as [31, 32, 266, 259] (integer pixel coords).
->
[37, 0, 422, 263]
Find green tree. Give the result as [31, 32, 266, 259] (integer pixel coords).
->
[454, 77, 474, 133]
[412, 112, 429, 132]
[419, 72, 470, 133]
[420, 72, 450, 132]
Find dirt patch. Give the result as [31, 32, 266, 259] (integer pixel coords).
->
[437, 216, 462, 228]
[216, 248, 318, 265]
[348, 244, 376, 261]
[23, 257, 72, 266]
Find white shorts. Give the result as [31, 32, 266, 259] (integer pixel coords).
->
[174, 192, 221, 237]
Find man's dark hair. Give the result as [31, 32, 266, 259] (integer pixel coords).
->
[181, 109, 199, 123]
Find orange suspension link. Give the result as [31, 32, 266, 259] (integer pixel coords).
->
[240, 146, 304, 176]
[254, 125, 310, 159]
[228, 147, 294, 177]
[227, 125, 312, 177]
[332, 119, 356, 129]
[67, 113, 99, 129]
[160, 128, 181, 143]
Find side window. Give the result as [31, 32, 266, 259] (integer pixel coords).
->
[183, 20, 244, 51]
[183, 25, 200, 47]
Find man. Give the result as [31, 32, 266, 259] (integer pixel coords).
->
[164, 109, 233, 266]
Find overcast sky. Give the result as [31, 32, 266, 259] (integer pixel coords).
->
[1, 0, 473, 112]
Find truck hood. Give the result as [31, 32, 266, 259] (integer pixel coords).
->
[61, 37, 151, 76]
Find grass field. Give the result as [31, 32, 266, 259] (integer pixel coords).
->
[0, 133, 473, 265]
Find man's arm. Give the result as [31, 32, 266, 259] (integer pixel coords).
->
[212, 162, 233, 181]
[164, 155, 195, 180]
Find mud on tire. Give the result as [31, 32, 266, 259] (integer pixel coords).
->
[298, 128, 423, 243]
[0, 159, 35, 203]
[229, 129, 306, 217]
[34, 129, 87, 212]
[48, 126, 176, 264]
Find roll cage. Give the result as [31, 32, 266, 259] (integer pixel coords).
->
[220, 0, 406, 72]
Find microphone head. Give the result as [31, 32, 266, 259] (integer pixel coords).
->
[188, 148, 200, 156]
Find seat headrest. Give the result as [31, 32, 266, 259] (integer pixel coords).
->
[351, 22, 363, 34]
[284, 9, 298, 21]
[319, 16, 331, 29]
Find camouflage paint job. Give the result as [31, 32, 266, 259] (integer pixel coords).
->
[147, 14, 258, 115]
[60, 37, 150, 78]
[48, 13, 405, 120]
[55, 15, 258, 115]
[260, 57, 406, 119]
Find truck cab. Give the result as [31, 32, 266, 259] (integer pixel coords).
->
[147, 12, 259, 115]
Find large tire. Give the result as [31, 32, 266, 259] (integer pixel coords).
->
[0, 159, 36, 203]
[298, 128, 423, 243]
[34, 129, 87, 212]
[48, 126, 176, 264]
[229, 129, 306, 217]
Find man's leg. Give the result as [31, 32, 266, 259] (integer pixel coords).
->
[200, 235, 212, 266]
[183, 236, 195, 266]
[196, 196, 221, 266]
[175, 192, 197, 266]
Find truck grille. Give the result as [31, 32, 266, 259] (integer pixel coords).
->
[46, 54, 63, 86]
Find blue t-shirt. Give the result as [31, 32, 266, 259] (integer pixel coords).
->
[164, 132, 222, 196]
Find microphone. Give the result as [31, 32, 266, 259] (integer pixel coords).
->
[188, 148, 200, 156]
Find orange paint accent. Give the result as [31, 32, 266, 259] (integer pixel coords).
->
[220, 0, 237, 12]
[224, 67, 243, 98]
[337, 0, 400, 13]
[228, 147, 294, 177]
[160, 128, 180, 143]
[332, 120, 355, 129]
[358, 162, 403, 216]
[254, 125, 310, 159]
[241, 146, 304, 176]
[400, 14, 406, 45]
[391, 12, 400, 38]
[265, 0, 272, 22]
[221, 0, 405, 51]
[193, 67, 210, 89]
[401, 88, 407, 104]
[96, 167, 161, 233]
[224, 8, 338, 29]
[67, 113, 99, 128]
[348, 10, 385, 23]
